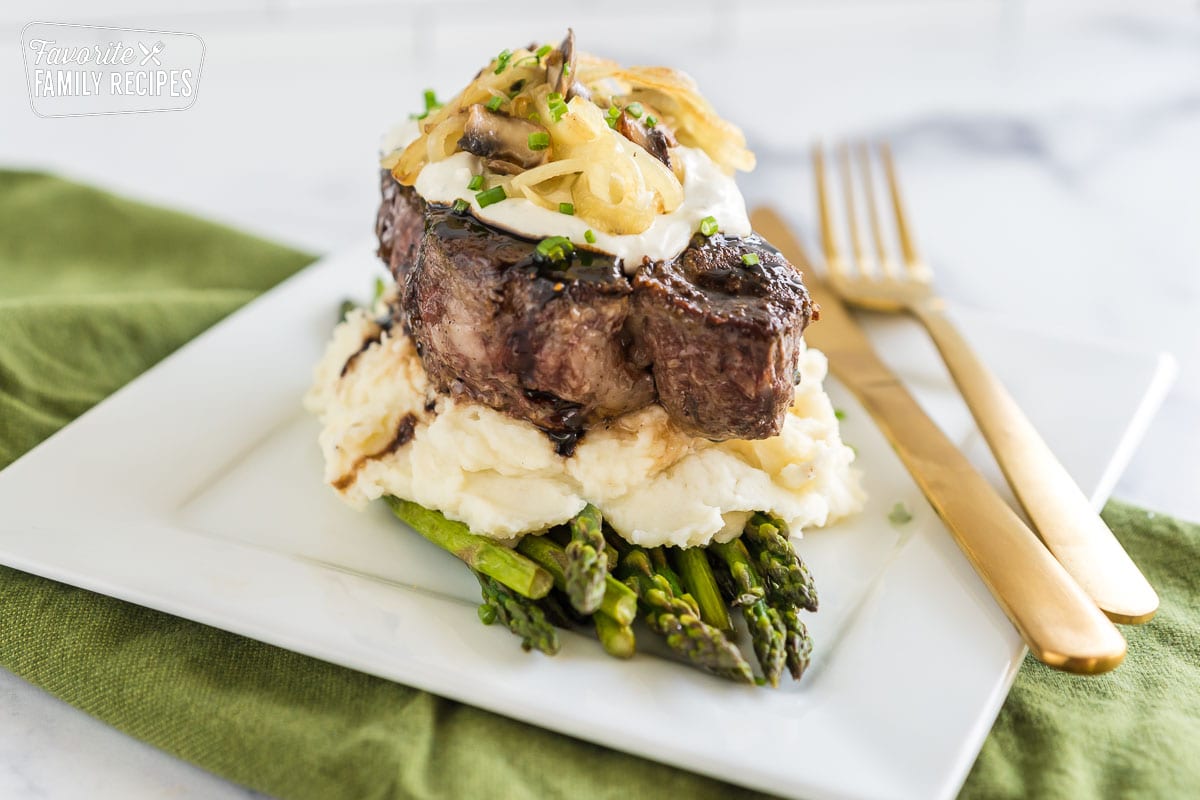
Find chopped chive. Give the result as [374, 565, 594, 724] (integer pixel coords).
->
[888, 502, 913, 526]
[411, 88, 442, 120]
[494, 49, 513, 74]
[741, 253, 760, 266]
[547, 92, 568, 122]
[699, 216, 718, 237]
[645, 115, 658, 127]
[475, 185, 507, 208]
[558, 202, 575, 215]
[535, 236, 575, 263]
[535, 44, 553, 59]
[626, 102, 644, 119]
[467, 174, 484, 191]
[514, 55, 540, 68]
[605, 105, 622, 130]
[451, 198, 470, 214]
[584, 229, 596, 244]
[834, 409, 846, 421]
[486, 95, 504, 112]
[528, 132, 551, 150]
[563, 63, 571, 77]
[528, 112, 541, 122]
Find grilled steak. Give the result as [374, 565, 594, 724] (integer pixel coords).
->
[403, 206, 655, 453]
[630, 234, 814, 440]
[378, 175, 815, 444]
[376, 170, 425, 279]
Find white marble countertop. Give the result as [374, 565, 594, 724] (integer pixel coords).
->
[1, 1, 1197, 797]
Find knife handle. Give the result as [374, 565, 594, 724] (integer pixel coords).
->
[842, 355, 1127, 673]
[909, 302, 1158, 624]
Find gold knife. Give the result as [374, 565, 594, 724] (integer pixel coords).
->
[753, 207, 1127, 674]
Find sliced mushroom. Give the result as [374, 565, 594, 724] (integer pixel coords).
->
[569, 80, 592, 103]
[616, 112, 677, 170]
[545, 28, 578, 99]
[485, 159, 524, 176]
[457, 104, 550, 170]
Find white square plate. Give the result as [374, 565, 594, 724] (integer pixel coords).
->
[0, 241, 1175, 800]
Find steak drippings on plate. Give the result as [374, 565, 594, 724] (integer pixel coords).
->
[376, 174, 816, 450]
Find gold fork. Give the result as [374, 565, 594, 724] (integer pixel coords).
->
[813, 142, 1158, 625]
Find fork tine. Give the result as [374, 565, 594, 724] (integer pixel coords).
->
[812, 143, 846, 276]
[857, 143, 898, 278]
[838, 143, 870, 276]
[880, 142, 930, 279]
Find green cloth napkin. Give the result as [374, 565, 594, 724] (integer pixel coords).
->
[0, 170, 1197, 800]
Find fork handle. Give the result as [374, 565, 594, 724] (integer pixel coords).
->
[911, 300, 1159, 623]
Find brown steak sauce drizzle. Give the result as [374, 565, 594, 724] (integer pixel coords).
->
[331, 412, 418, 491]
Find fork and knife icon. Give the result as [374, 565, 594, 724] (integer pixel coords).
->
[137, 40, 165, 67]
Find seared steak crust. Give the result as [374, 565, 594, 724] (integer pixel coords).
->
[403, 207, 654, 451]
[376, 170, 425, 280]
[376, 174, 815, 443]
[631, 234, 814, 440]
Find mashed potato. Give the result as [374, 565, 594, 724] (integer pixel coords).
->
[305, 307, 864, 547]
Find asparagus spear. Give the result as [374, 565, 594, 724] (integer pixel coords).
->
[618, 547, 754, 684]
[745, 600, 786, 687]
[475, 572, 560, 655]
[709, 551, 741, 605]
[781, 605, 814, 680]
[516, 534, 638, 626]
[649, 548, 688, 600]
[594, 612, 636, 659]
[674, 547, 733, 632]
[743, 512, 818, 612]
[385, 497, 553, 599]
[564, 504, 607, 614]
[710, 539, 787, 687]
[709, 538, 765, 607]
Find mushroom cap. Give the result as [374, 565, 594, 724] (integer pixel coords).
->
[457, 104, 551, 170]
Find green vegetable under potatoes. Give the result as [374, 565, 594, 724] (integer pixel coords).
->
[780, 605, 814, 680]
[385, 497, 553, 599]
[563, 504, 608, 615]
[515, 532, 637, 626]
[742, 512, 819, 612]
[615, 544, 754, 684]
[674, 547, 733, 632]
[476, 572, 560, 655]
[710, 539, 787, 687]
[384, 496, 819, 688]
[593, 611, 636, 660]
